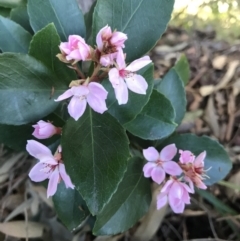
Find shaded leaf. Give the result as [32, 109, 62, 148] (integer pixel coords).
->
[124, 90, 177, 140]
[10, 3, 32, 33]
[0, 6, 10, 17]
[173, 54, 190, 86]
[62, 107, 130, 215]
[0, 16, 31, 53]
[53, 182, 90, 231]
[29, 23, 76, 85]
[0, 53, 67, 125]
[93, 157, 151, 235]
[0, 0, 24, 8]
[103, 64, 154, 125]
[92, 0, 174, 62]
[28, 0, 86, 40]
[156, 68, 186, 124]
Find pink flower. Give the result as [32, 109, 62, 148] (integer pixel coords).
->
[96, 25, 127, 50]
[179, 150, 207, 190]
[27, 140, 74, 198]
[32, 120, 60, 139]
[96, 25, 127, 67]
[55, 82, 108, 121]
[157, 179, 193, 213]
[108, 49, 152, 104]
[59, 35, 90, 62]
[143, 145, 182, 185]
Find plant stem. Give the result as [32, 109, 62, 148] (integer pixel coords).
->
[72, 64, 85, 79]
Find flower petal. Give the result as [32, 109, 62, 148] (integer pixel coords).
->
[96, 25, 111, 50]
[169, 182, 183, 199]
[71, 85, 89, 96]
[116, 48, 126, 69]
[114, 78, 128, 105]
[151, 166, 165, 184]
[170, 200, 185, 214]
[179, 150, 195, 164]
[161, 180, 174, 193]
[55, 89, 73, 102]
[29, 162, 50, 182]
[87, 93, 107, 114]
[143, 162, 157, 177]
[125, 74, 148, 94]
[26, 140, 52, 159]
[159, 144, 177, 162]
[68, 96, 87, 121]
[194, 151, 206, 168]
[47, 168, 59, 198]
[156, 193, 168, 210]
[162, 161, 182, 176]
[109, 68, 121, 87]
[125, 56, 151, 72]
[88, 82, 108, 99]
[143, 147, 159, 162]
[59, 163, 75, 189]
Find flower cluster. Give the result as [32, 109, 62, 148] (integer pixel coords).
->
[26, 25, 152, 197]
[27, 120, 74, 197]
[143, 144, 208, 213]
[56, 25, 152, 120]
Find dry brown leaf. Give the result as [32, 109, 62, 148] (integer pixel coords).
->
[200, 60, 239, 96]
[154, 42, 188, 54]
[4, 198, 33, 222]
[226, 172, 240, 200]
[212, 55, 227, 70]
[233, 78, 240, 96]
[226, 90, 236, 141]
[0, 221, 45, 238]
[0, 153, 26, 184]
[132, 184, 167, 241]
[204, 95, 220, 138]
[3, 194, 24, 210]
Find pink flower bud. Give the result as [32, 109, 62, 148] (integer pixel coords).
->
[32, 120, 60, 139]
[59, 35, 90, 62]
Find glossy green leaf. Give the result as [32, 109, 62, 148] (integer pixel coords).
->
[28, 0, 86, 41]
[0, 7, 10, 17]
[93, 157, 151, 235]
[0, 0, 24, 8]
[0, 16, 31, 53]
[124, 90, 177, 140]
[53, 182, 90, 231]
[93, 0, 174, 62]
[173, 54, 190, 86]
[156, 68, 186, 124]
[157, 134, 232, 185]
[103, 64, 154, 125]
[0, 53, 67, 125]
[84, 1, 96, 43]
[62, 107, 130, 215]
[10, 4, 32, 33]
[29, 23, 76, 85]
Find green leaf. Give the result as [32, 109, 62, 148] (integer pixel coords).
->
[156, 68, 186, 124]
[0, 0, 24, 8]
[52, 182, 90, 231]
[84, 1, 96, 43]
[124, 90, 177, 140]
[0, 53, 67, 125]
[93, 157, 151, 235]
[62, 107, 130, 215]
[0, 7, 10, 17]
[0, 16, 31, 53]
[10, 4, 33, 33]
[28, 0, 86, 41]
[92, 0, 174, 62]
[157, 134, 232, 185]
[29, 23, 76, 85]
[103, 64, 154, 125]
[173, 54, 190, 86]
